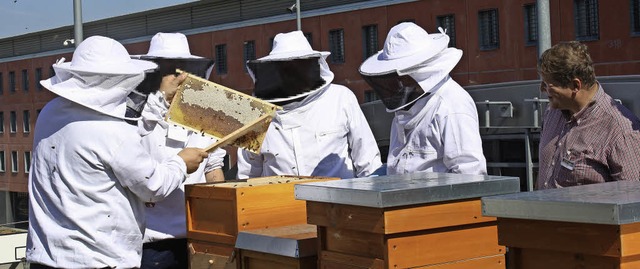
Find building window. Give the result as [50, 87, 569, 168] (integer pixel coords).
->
[575, 0, 599, 41]
[243, 40, 256, 72]
[36, 68, 43, 91]
[0, 151, 4, 172]
[364, 90, 379, 103]
[304, 32, 313, 47]
[524, 4, 538, 46]
[10, 111, 16, 133]
[22, 69, 28, 92]
[23, 110, 30, 133]
[633, 0, 640, 35]
[437, 14, 457, 47]
[215, 44, 227, 75]
[11, 151, 18, 173]
[23, 151, 31, 174]
[0, 72, 3, 95]
[362, 25, 378, 60]
[9, 71, 15, 93]
[479, 9, 500, 50]
[329, 29, 345, 64]
[0, 111, 3, 133]
[49, 66, 55, 78]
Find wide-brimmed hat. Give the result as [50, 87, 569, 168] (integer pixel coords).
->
[257, 31, 330, 61]
[144, 32, 203, 59]
[41, 36, 156, 120]
[54, 36, 157, 75]
[360, 22, 450, 75]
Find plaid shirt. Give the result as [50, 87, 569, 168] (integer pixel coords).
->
[537, 85, 640, 189]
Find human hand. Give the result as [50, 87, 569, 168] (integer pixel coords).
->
[177, 147, 208, 174]
[159, 72, 188, 103]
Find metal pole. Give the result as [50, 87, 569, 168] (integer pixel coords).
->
[537, 0, 551, 58]
[296, 0, 301, 31]
[73, 0, 83, 47]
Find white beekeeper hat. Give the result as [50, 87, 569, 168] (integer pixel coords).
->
[144, 32, 203, 59]
[41, 36, 157, 120]
[359, 22, 450, 75]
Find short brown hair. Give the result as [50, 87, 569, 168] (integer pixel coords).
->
[537, 41, 596, 88]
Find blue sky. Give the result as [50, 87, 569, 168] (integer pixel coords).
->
[0, 0, 197, 39]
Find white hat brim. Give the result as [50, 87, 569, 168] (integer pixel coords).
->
[359, 33, 449, 75]
[54, 58, 158, 76]
[258, 50, 330, 62]
[143, 51, 204, 59]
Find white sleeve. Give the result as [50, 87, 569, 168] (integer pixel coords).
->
[236, 148, 264, 179]
[108, 136, 187, 203]
[204, 147, 227, 173]
[441, 112, 487, 175]
[344, 93, 383, 177]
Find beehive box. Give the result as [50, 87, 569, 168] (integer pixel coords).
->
[186, 175, 338, 249]
[296, 172, 520, 269]
[235, 224, 318, 269]
[167, 70, 280, 153]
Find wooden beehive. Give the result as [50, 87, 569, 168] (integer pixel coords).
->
[186, 176, 338, 249]
[167, 70, 280, 153]
[296, 172, 521, 269]
[235, 224, 318, 269]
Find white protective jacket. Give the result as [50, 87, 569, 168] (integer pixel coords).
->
[387, 77, 487, 175]
[139, 91, 226, 243]
[237, 84, 382, 179]
[27, 97, 188, 268]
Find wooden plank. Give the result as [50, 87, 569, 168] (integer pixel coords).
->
[497, 218, 621, 257]
[412, 254, 505, 269]
[188, 230, 237, 245]
[511, 248, 623, 269]
[620, 222, 640, 257]
[240, 249, 317, 269]
[307, 199, 495, 235]
[320, 251, 385, 269]
[188, 239, 235, 256]
[236, 182, 309, 231]
[188, 197, 238, 239]
[384, 198, 496, 234]
[386, 222, 504, 268]
[188, 240, 237, 269]
[306, 202, 385, 233]
[323, 227, 386, 259]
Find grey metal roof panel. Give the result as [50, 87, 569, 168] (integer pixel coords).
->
[295, 172, 520, 208]
[482, 180, 640, 225]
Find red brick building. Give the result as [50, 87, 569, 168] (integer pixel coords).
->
[1, 0, 639, 223]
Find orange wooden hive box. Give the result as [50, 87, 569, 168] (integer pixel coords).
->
[483, 180, 640, 269]
[186, 175, 338, 269]
[295, 172, 520, 269]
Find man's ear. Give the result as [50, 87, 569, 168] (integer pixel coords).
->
[571, 78, 582, 93]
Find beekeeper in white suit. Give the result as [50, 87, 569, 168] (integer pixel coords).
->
[135, 32, 226, 269]
[237, 30, 382, 179]
[26, 36, 208, 269]
[359, 22, 486, 175]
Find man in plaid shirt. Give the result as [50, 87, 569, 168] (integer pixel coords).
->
[537, 41, 640, 189]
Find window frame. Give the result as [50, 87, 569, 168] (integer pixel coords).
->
[362, 24, 379, 61]
[23, 151, 31, 174]
[478, 8, 500, 51]
[9, 111, 17, 133]
[0, 151, 4, 172]
[436, 14, 457, 48]
[574, 0, 600, 41]
[243, 40, 256, 73]
[11, 151, 18, 173]
[329, 28, 345, 64]
[523, 4, 538, 46]
[23, 110, 30, 133]
[215, 44, 228, 75]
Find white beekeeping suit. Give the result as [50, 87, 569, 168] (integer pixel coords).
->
[359, 22, 486, 175]
[237, 30, 382, 179]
